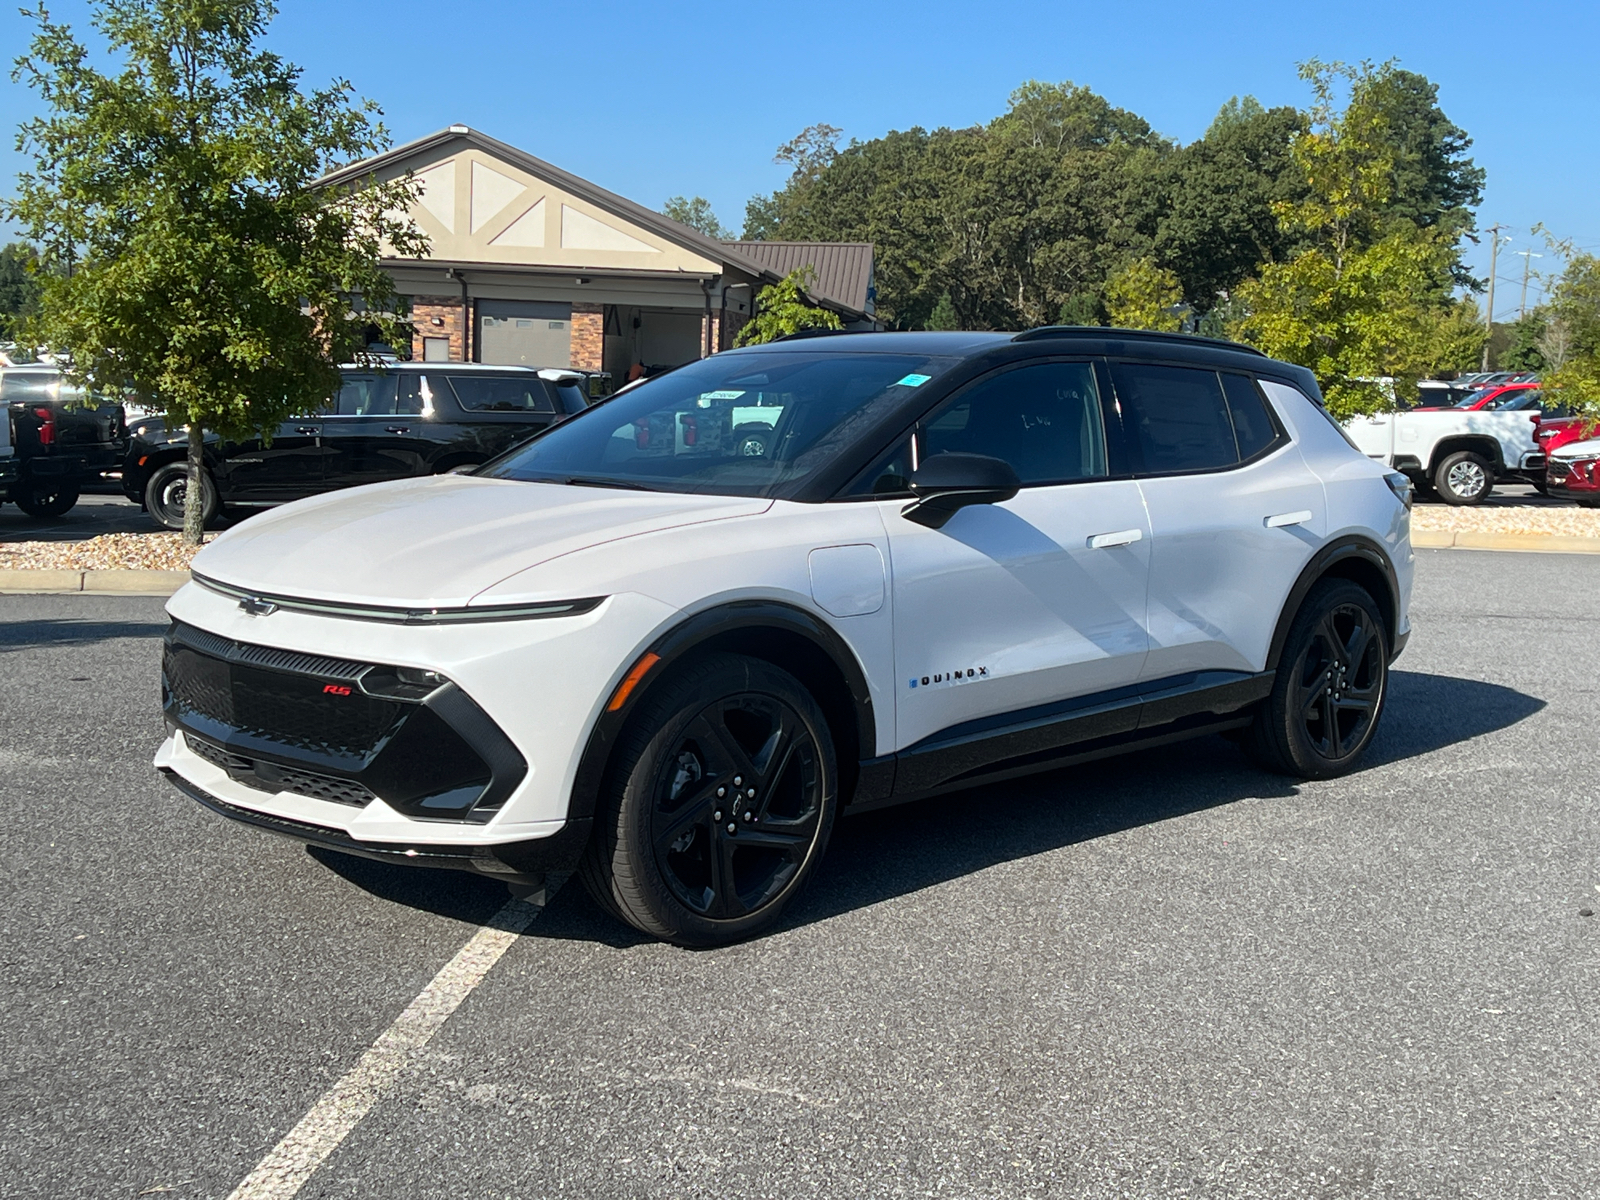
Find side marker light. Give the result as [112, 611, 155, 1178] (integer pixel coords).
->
[607, 652, 661, 712]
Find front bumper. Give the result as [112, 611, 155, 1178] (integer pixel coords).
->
[159, 579, 678, 845]
[162, 765, 590, 886]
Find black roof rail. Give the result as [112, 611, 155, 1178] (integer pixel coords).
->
[770, 327, 866, 343]
[1012, 325, 1265, 357]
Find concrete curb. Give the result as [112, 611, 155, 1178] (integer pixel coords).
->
[0, 568, 190, 595]
[1413, 530, 1600, 554]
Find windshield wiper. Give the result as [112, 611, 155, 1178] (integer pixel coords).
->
[540, 476, 660, 492]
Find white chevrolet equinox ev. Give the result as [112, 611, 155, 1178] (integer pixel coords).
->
[157, 328, 1414, 945]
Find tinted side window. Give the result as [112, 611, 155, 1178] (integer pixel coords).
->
[446, 373, 554, 413]
[1221, 373, 1283, 461]
[396, 375, 426, 416]
[920, 362, 1108, 486]
[336, 374, 399, 416]
[1111, 363, 1237, 475]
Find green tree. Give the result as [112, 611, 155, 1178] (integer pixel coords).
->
[661, 195, 731, 239]
[924, 291, 959, 330]
[7, 0, 424, 542]
[1104, 258, 1183, 331]
[1204, 95, 1266, 139]
[1056, 291, 1100, 326]
[1537, 247, 1600, 423]
[1228, 61, 1483, 416]
[733, 266, 842, 346]
[0, 242, 46, 340]
[1501, 311, 1547, 372]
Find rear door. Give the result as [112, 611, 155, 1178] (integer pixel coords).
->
[436, 371, 562, 463]
[1111, 361, 1326, 680]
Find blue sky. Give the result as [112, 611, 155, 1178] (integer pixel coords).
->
[2, 0, 1593, 317]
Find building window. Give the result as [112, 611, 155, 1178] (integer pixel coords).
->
[423, 337, 450, 363]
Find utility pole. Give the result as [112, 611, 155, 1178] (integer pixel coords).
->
[1482, 224, 1505, 370]
[1516, 250, 1543, 320]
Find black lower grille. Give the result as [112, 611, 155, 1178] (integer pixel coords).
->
[161, 621, 525, 822]
[186, 733, 376, 808]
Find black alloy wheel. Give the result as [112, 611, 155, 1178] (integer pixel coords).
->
[1246, 579, 1389, 779]
[144, 461, 218, 531]
[11, 479, 80, 519]
[582, 653, 837, 945]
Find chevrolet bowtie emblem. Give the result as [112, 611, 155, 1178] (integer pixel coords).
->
[238, 596, 278, 617]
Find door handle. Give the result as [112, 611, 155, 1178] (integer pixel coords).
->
[385, 426, 411, 435]
[1087, 528, 1142, 549]
[296, 426, 320, 435]
[1265, 510, 1313, 529]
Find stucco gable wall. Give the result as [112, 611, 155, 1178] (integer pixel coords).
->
[368, 144, 720, 275]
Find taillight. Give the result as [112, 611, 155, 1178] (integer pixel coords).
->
[680, 414, 698, 446]
[32, 406, 55, 446]
[634, 419, 649, 449]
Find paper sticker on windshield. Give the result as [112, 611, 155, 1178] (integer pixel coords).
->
[702, 390, 746, 400]
[894, 374, 931, 388]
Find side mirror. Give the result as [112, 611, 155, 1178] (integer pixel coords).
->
[901, 452, 1020, 529]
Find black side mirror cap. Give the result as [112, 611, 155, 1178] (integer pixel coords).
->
[901, 452, 1021, 529]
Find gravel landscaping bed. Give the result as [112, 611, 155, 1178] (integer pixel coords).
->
[1411, 503, 1600, 538]
[0, 532, 212, 571]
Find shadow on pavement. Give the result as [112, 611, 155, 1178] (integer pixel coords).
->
[0, 617, 167, 652]
[312, 669, 1545, 946]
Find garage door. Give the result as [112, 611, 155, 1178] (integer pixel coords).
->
[478, 300, 572, 368]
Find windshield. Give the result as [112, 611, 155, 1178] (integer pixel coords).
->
[479, 350, 957, 497]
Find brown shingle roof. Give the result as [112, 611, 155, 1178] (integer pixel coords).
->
[723, 242, 875, 316]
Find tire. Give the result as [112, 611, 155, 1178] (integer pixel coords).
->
[12, 479, 81, 519]
[1245, 579, 1389, 779]
[732, 425, 770, 458]
[144, 462, 218, 531]
[581, 653, 837, 946]
[1433, 451, 1494, 505]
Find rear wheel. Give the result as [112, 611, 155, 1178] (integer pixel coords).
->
[1246, 580, 1389, 779]
[581, 653, 837, 946]
[12, 479, 80, 519]
[144, 462, 218, 531]
[1433, 451, 1494, 505]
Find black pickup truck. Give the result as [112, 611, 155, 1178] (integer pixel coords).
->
[121, 362, 596, 529]
[1, 364, 128, 518]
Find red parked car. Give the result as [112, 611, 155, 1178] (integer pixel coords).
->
[1547, 435, 1600, 507]
[1413, 382, 1547, 412]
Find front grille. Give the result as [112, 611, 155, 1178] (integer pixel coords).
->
[186, 733, 376, 808]
[164, 638, 402, 761]
[162, 620, 524, 821]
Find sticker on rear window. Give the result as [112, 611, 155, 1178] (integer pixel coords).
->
[894, 374, 931, 388]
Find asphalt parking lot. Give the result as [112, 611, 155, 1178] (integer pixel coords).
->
[2, 548, 1597, 1199]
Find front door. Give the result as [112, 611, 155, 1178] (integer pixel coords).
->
[218, 416, 328, 500]
[865, 360, 1151, 780]
[1107, 362, 1327, 679]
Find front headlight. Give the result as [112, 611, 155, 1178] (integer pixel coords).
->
[1384, 471, 1414, 510]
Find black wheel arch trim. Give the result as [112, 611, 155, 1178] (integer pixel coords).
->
[567, 599, 878, 825]
[1266, 535, 1402, 671]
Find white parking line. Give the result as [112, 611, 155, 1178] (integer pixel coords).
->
[226, 897, 542, 1200]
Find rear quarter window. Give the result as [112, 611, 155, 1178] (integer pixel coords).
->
[445, 373, 554, 413]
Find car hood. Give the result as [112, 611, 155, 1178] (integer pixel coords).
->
[1551, 437, 1600, 462]
[190, 475, 771, 607]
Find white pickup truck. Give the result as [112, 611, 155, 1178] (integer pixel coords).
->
[1342, 408, 1545, 504]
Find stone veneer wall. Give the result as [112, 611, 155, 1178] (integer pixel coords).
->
[409, 296, 467, 361]
[571, 303, 604, 372]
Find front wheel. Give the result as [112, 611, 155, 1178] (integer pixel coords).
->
[581, 653, 837, 946]
[12, 479, 81, 519]
[1245, 580, 1389, 779]
[144, 462, 218, 531]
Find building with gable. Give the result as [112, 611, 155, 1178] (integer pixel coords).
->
[320, 126, 876, 379]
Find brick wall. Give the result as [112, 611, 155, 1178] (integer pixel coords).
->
[409, 296, 466, 362]
[571, 303, 604, 372]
